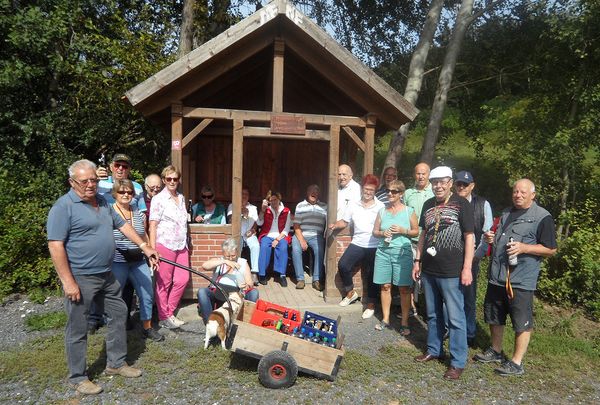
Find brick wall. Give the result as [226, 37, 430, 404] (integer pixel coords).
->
[330, 233, 367, 299]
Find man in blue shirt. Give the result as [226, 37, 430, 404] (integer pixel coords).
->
[97, 153, 146, 211]
[47, 159, 158, 395]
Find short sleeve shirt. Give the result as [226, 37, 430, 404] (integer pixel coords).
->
[227, 202, 258, 240]
[337, 179, 361, 220]
[419, 194, 474, 278]
[47, 190, 125, 275]
[98, 176, 147, 212]
[149, 188, 188, 251]
[343, 199, 385, 248]
[293, 200, 327, 237]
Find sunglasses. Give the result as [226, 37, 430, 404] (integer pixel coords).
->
[117, 190, 134, 195]
[113, 163, 130, 170]
[388, 189, 401, 194]
[164, 177, 179, 183]
[201, 194, 214, 199]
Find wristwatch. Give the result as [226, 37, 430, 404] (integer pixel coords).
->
[413, 258, 421, 263]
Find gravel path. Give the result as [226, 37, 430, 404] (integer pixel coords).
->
[1, 294, 599, 404]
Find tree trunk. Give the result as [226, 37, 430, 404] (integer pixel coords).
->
[420, 0, 476, 165]
[179, 0, 195, 57]
[382, 0, 445, 173]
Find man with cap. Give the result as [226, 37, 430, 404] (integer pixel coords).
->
[97, 153, 146, 212]
[412, 166, 475, 380]
[454, 170, 493, 347]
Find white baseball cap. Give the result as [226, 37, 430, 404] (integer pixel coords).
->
[429, 166, 453, 180]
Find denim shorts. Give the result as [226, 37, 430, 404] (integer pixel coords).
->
[484, 283, 534, 332]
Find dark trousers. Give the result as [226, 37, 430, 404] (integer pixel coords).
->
[338, 244, 379, 302]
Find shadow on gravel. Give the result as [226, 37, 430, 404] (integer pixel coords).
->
[87, 328, 148, 380]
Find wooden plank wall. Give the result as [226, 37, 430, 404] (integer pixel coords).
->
[187, 135, 329, 208]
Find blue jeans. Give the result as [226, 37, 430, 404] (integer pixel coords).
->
[422, 272, 468, 368]
[197, 287, 259, 322]
[258, 236, 288, 277]
[291, 234, 324, 282]
[244, 235, 260, 273]
[111, 260, 154, 322]
[463, 260, 480, 339]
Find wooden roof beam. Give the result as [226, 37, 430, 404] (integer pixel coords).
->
[272, 38, 285, 113]
[341, 126, 365, 151]
[183, 106, 365, 127]
[182, 118, 214, 148]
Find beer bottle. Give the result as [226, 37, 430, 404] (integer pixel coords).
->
[187, 199, 194, 223]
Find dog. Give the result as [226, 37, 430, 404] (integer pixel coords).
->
[204, 291, 244, 349]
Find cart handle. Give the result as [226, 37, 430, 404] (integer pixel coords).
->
[158, 257, 235, 333]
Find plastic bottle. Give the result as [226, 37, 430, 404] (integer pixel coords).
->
[275, 319, 283, 331]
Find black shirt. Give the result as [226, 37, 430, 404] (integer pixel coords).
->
[419, 194, 475, 278]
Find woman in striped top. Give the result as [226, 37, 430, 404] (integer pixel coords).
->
[111, 179, 163, 342]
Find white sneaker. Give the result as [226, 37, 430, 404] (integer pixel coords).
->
[339, 291, 359, 307]
[170, 315, 185, 327]
[159, 317, 179, 329]
[362, 308, 375, 319]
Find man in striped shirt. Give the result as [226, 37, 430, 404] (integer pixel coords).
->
[291, 184, 328, 291]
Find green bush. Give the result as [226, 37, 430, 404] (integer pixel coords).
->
[538, 199, 600, 319]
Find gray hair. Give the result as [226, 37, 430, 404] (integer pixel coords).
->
[68, 159, 96, 177]
[144, 173, 161, 186]
[222, 237, 239, 253]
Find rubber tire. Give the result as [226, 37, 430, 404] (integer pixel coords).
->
[257, 350, 298, 389]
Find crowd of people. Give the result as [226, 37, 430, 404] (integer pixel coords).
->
[46, 153, 557, 394]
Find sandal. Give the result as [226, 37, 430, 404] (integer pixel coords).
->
[375, 321, 392, 331]
[399, 325, 411, 336]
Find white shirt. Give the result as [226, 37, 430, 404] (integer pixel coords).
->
[227, 202, 258, 240]
[342, 199, 384, 248]
[337, 179, 361, 220]
[257, 203, 292, 239]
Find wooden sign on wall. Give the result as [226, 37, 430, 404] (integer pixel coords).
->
[271, 115, 306, 135]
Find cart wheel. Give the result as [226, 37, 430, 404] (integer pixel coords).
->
[257, 350, 298, 389]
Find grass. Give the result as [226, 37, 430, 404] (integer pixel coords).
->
[1, 287, 599, 402]
[24, 311, 67, 331]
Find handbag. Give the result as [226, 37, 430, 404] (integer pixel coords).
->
[118, 247, 145, 263]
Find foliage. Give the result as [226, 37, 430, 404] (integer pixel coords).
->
[24, 311, 67, 331]
[0, 0, 177, 294]
[540, 199, 600, 319]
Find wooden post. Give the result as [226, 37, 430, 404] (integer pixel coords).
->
[272, 38, 285, 113]
[325, 124, 340, 301]
[231, 119, 244, 241]
[363, 114, 376, 175]
[171, 102, 183, 172]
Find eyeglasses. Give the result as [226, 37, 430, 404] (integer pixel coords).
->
[146, 186, 161, 191]
[455, 182, 469, 188]
[117, 190, 134, 195]
[113, 163, 130, 170]
[71, 177, 99, 186]
[201, 194, 214, 199]
[431, 179, 451, 186]
[388, 189, 401, 194]
[164, 177, 179, 183]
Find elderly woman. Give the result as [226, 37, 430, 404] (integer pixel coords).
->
[197, 238, 259, 322]
[329, 174, 384, 314]
[193, 186, 226, 224]
[257, 191, 292, 287]
[372, 180, 419, 333]
[110, 179, 164, 341]
[149, 165, 190, 330]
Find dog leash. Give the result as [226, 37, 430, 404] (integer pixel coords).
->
[158, 257, 235, 334]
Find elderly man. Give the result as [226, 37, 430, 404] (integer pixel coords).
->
[375, 166, 398, 206]
[336, 164, 361, 219]
[97, 153, 146, 211]
[143, 173, 162, 222]
[475, 179, 557, 376]
[291, 184, 328, 291]
[227, 187, 260, 284]
[412, 166, 474, 380]
[47, 159, 158, 395]
[454, 170, 493, 347]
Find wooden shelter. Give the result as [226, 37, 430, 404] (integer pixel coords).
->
[125, 0, 418, 300]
